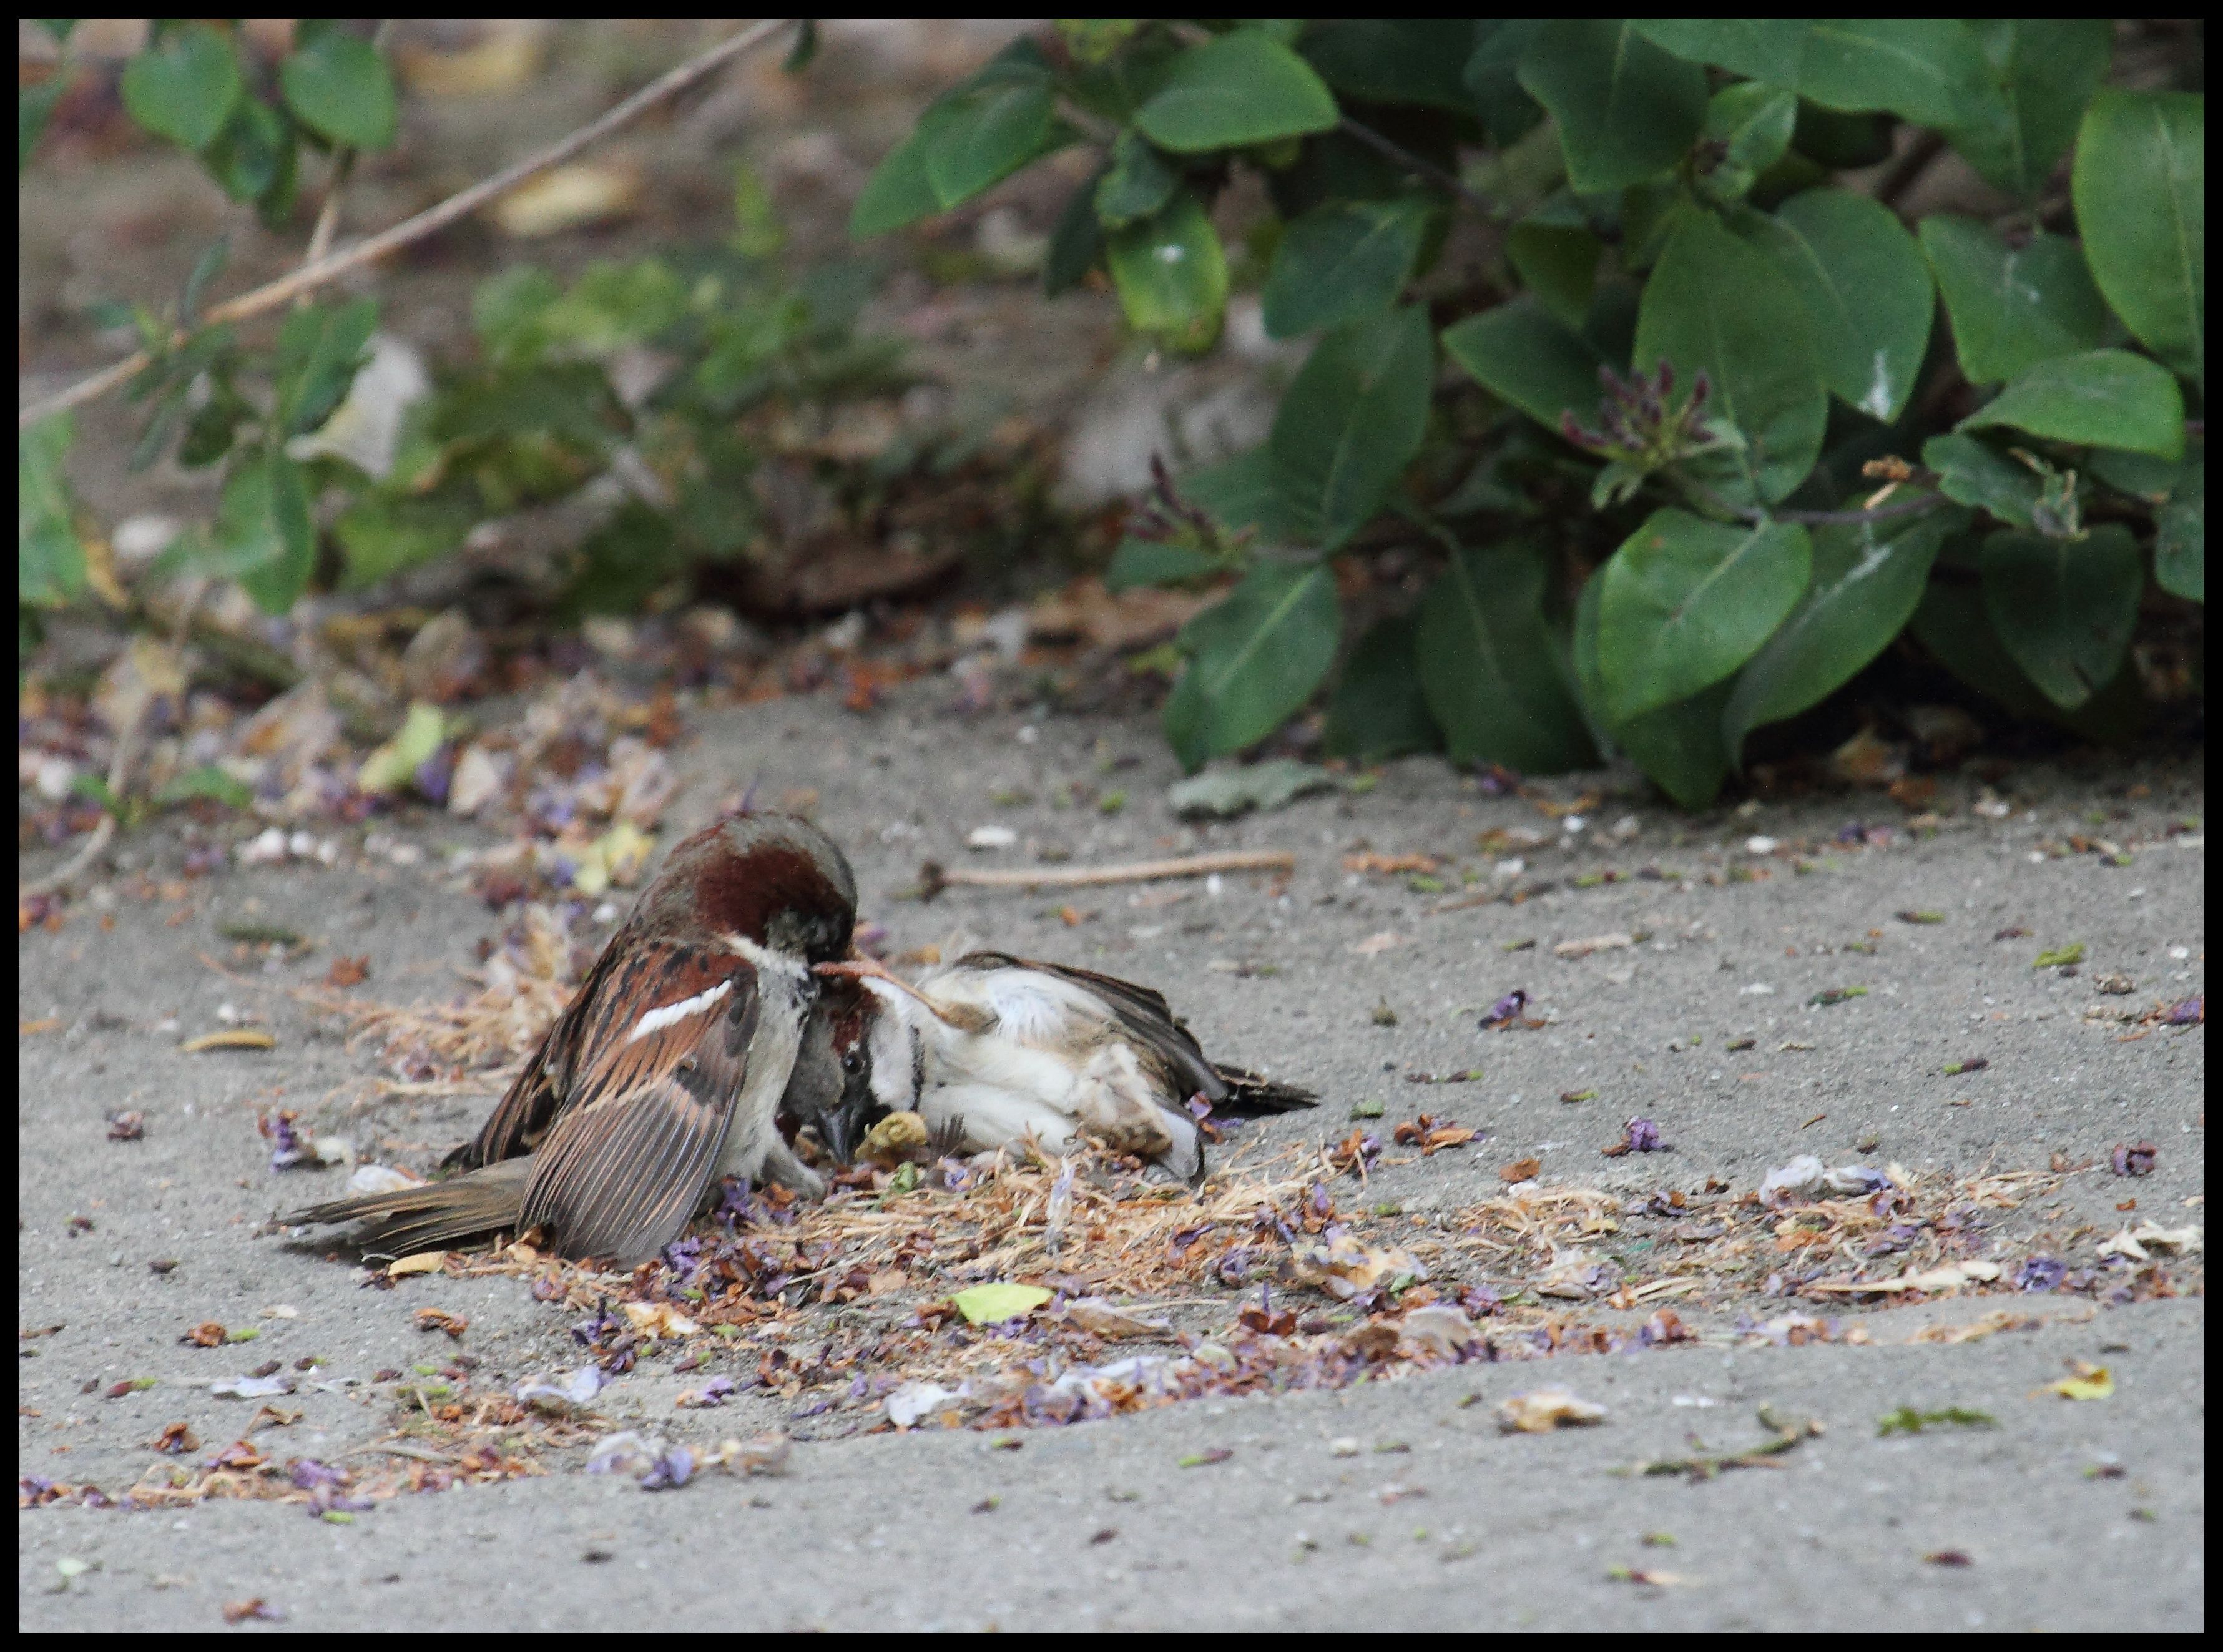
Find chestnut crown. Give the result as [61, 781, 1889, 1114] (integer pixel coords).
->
[636, 812, 857, 964]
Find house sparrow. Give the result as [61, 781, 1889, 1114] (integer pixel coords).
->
[286, 812, 859, 1263]
[809, 950, 1314, 1182]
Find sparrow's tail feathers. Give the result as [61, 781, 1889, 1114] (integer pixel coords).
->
[283, 1158, 531, 1261]
[1209, 1064, 1316, 1113]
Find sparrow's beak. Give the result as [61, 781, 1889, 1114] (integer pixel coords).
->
[819, 1039, 885, 1164]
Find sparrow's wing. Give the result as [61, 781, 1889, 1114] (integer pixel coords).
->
[513, 945, 765, 1262]
[446, 918, 648, 1171]
[956, 950, 1225, 1104]
[1207, 1063, 1317, 1113]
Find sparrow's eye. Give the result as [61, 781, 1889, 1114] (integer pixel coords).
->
[840, 1051, 862, 1074]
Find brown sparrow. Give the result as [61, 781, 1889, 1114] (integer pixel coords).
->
[811, 950, 1313, 1181]
[287, 812, 859, 1263]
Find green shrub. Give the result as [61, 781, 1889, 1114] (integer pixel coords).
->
[854, 20, 2204, 802]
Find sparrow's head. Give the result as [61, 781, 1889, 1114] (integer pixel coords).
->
[854, 976, 926, 1119]
[779, 970, 882, 1162]
[642, 812, 858, 963]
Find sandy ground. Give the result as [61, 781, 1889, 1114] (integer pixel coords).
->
[18, 687, 2206, 1629]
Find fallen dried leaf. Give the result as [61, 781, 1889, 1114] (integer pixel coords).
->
[1498, 1387, 1607, 1433]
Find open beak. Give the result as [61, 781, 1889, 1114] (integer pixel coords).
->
[820, 1069, 881, 1165]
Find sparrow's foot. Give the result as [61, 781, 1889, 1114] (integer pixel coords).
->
[816, 954, 948, 1018]
[761, 1136, 828, 1201]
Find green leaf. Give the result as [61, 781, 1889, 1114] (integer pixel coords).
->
[953, 1282, 1053, 1325]
[1182, 446, 1318, 546]
[332, 492, 474, 590]
[1105, 190, 1228, 353]
[1261, 195, 1429, 338]
[219, 451, 316, 615]
[1721, 506, 1954, 761]
[1106, 538, 1221, 591]
[1943, 20, 2111, 199]
[1733, 191, 1931, 423]
[1957, 350, 2186, 461]
[1067, 34, 1180, 123]
[1636, 21, 1990, 129]
[1268, 307, 1433, 549]
[1791, 21, 1990, 127]
[1162, 563, 1341, 770]
[1133, 31, 1338, 154]
[925, 79, 1059, 210]
[1572, 573, 1730, 809]
[2154, 462, 2202, 602]
[563, 499, 685, 620]
[2072, 90, 2204, 388]
[1631, 21, 1807, 88]
[19, 412, 84, 609]
[179, 239, 230, 330]
[1167, 759, 1335, 817]
[1504, 211, 1604, 332]
[119, 22, 241, 152]
[1636, 213, 1826, 505]
[1698, 81, 1797, 204]
[1911, 571, 2149, 740]
[1043, 164, 1108, 297]
[69, 771, 123, 819]
[358, 701, 448, 795]
[154, 764, 255, 810]
[1094, 128, 1179, 229]
[849, 102, 962, 239]
[1919, 217, 2106, 385]
[273, 298, 376, 437]
[279, 24, 396, 149]
[536, 258, 690, 356]
[1710, 82, 1797, 172]
[1441, 295, 1611, 434]
[470, 265, 562, 365]
[1516, 20, 1707, 194]
[1921, 433, 2043, 531]
[1596, 509, 1812, 723]
[1300, 21, 1476, 114]
[1415, 543, 1596, 773]
[1324, 612, 1441, 762]
[1981, 524, 2143, 710]
[1463, 21, 1546, 146]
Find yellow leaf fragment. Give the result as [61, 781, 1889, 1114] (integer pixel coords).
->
[2034, 1362, 2114, 1402]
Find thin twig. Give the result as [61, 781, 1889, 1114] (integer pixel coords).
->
[340, 1440, 458, 1464]
[920, 850, 1297, 895]
[301, 148, 360, 288]
[1337, 116, 1498, 220]
[19, 17, 798, 430]
[1872, 129, 1948, 217]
